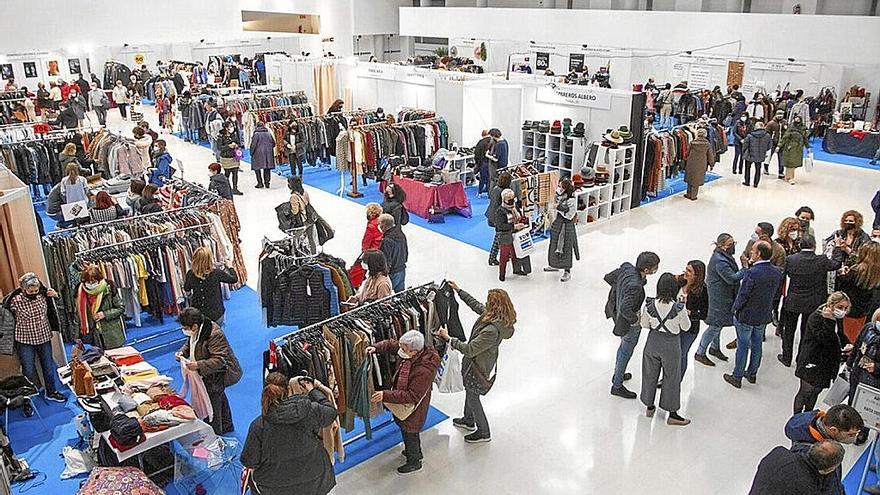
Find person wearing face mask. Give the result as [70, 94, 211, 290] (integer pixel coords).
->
[347, 250, 392, 304]
[695, 234, 744, 367]
[486, 172, 512, 266]
[792, 292, 853, 413]
[766, 110, 788, 178]
[605, 251, 661, 399]
[723, 241, 783, 389]
[175, 308, 242, 435]
[75, 265, 126, 349]
[684, 127, 714, 199]
[776, 217, 802, 256]
[87, 81, 109, 126]
[544, 178, 579, 281]
[112, 80, 130, 120]
[741, 121, 773, 188]
[835, 242, 880, 344]
[0, 273, 66, 410]
[732, 112, 752, 175]
[366, 330, 440, 474]
[827, 210, 872, 268]
[67, 88, 87, 126]
[381, 182, 408, 229]
[495, 189, 528, 282]
[778, 115, 810, 185]
[795, 206, 816, 239]
[218, 121, 242, 193]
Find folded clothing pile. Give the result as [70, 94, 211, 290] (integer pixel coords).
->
[105, 346, 144, 367]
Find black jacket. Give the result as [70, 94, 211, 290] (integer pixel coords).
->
[474, 136, 492, 168]
[784, 250, 845, 314]
[241, 390, 337, 494]
[381, 199, 407, 227]
[748, 446, 842, 495]
[380, 226, 408, 274]
[836, 269, 880, 319]
[604, 262, 647, 336]
[54, 107, 79, 129]
[138, 197, 162, 214]
[796, 311, 845, 388]
[494, 206, 516, 245]
[679, 279, 708, 333]
[184, 268, 239, 322]
[485, 185, 502, 227]
[208, 173, 233, 199]
[217, 131, 240, 159]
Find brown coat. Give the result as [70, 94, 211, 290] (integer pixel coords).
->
[179, 321, 242, 387]
[685, 136, 714, 187]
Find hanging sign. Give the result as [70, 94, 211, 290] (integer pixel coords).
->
[750, 60, 808, 73]
[537, 82, 612, 109]
[671, 62, 687, 80]
[134, 54, 145, 65]
[535, 52, 551, 72]
[677, 54, 728, 67]
[853, 384, 880, 431]
[688, 65, 712, 90]
[358, 63, 395, 81]
[397, 67, 435, 87]
[569, 54, 585, 72]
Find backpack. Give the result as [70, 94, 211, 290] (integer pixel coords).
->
[645, 298, 685, 333]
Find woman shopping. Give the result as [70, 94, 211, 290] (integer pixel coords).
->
[543, 178, 579, 282]
[175, 308, 242, 435]
[184, 247, 239, 326]
[793, 292, 852, 414]
[835, 241, 880, 343]
[250, 121, 276, 189]
[779, 115, 810, 185]
[88, 191, 126, 223]
[347, 250, 393, 305]
[847, 308, 880, 406]
[76, 265, 126, 349]
[285, 120, 307, 177]
[381, 182, 409, 228]
[677, 260, 708, 381]
[436, 282, 516, 444]
[217, 121, 243, 194]
[349, 203, 384, 289]
[495, 189, 528, 282]
[486, 172, 512, 266]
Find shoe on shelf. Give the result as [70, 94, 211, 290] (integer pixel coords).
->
[610, 385, 637, 399]
[646, 406, 656, 418]
[777, 354, 791, 367]
[708, 348, 729, 361]
[560, 272, 571, 282]
[745, 374, 757, 384]
[45, 390, 66, 403]
[723, 374, 742, 389]
[397, 462, 422, 474]
[543, 267, 559, 272]
[667, 414, 691, 427]
[623, 372, 633, 381]
[464, 432, 491, 444]
[452, 418, 477, 432]
[694, 353, 715, 367]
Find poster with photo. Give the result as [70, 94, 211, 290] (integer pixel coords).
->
[0, 64, 13, 80]
[47, 60, 60, 76]
[23, 62, 37, 78]
[68, 58, 81, 75]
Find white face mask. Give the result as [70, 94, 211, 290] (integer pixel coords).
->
[832, 308, 847, 319]
[84, 282, 99, 291]
[182, 327, 196, 337]
[556, 188, 564, 195]
[361, 262, 369, 271]
[750, 233, 760, 242]
[788, 231, 799, 240]
[873, 237, 880, 243]
[397, 348, 410, 359]
[741, 117, 747, 122]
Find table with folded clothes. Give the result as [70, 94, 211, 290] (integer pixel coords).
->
[822, 128, 880, 159]
[379, 174, 471, 219]
[58, 345, 213, 464]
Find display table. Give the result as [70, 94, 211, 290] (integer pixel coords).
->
[381, 175, 472, 219]
[823, 129, 880, 159]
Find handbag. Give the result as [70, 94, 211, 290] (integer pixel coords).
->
[823, 372, 849, 407]
[513, 228, 535, 258]
[463, 359, 496, 396]
[234, 148, 243, 161]
[384, 389, 429, 421]
[428, 206, 445, 224]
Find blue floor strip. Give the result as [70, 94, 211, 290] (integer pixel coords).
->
[843, 443, 878, 494]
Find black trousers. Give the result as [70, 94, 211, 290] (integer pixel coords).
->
[781, 309, 811, 363]
[793, 378, 823, 414]
[743, 161, 762, 186]
[396, 420, 422, 464]
[224, 168, 239, 189]
[255, 169, 271, 186]
[288, 153, 303, 176]
[206, 380, 234, 434]
[463, 389, 490, 435]
[117, 103, 128, 119]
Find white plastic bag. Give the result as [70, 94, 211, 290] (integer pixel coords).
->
[804, 151, 814, 173]
[823, 374, 849, 406]
[60, 445, 95, 479]
[513, 229, 536, 258]
[435, 348, 464, 394]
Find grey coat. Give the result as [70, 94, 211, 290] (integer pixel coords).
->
[68, 93, 87, 120]
[485, 185, 502, 227]
[547, 195, 580, 269]
[706, 248, 745, 327]
[742, 128, 773, 164]
[449, 290, 515, 389]
[249, 126, 276, 170]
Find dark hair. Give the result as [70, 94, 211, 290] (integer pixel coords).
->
[261, 384, 286, 416]
[799, 234, 817, 251]
[142, 184, 158, 199]
[636, 252, 660, 272]
[757, 222, 774, 238]
[488, 128, 502, 139]
[132, 126, 145, 138]
[656, 273, 679, 303]
[755, 241, 773, 261]
[824, 404, 865, 431]
[208, 162, 221, 173]
[362, 249, 389, 277]
[265, 371, 289, 389]
[808, 441, 845, 473]
[687, 260, 706, 292]
[94, 191, 114, 209]
[155, 139, 166, 148]
[664, 83, 671, 90]
[386, 182, 406, 203]
[732, 84, 740, 90]
[795, 206, 815, 220]
[288, 176, 304, 194]
[130, 179, 146, 195]
[559, 178, 574, 196]
[178, 307, 204, 327]
[498, 172, 513, 189]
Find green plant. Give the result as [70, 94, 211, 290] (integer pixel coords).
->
[434, 47, 449, 58]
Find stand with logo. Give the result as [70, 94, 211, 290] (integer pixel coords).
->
[852, 383, 880, 493]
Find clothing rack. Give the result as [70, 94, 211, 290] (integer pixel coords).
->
[74, 223, 212, 258]
[46, 202, 211, 237]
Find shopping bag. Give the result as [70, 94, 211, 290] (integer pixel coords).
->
[513, 229, 535, 258]
[435, 348, 464, 394]
[823, 374, 849, 406]
[61, 200, 89, 221]
[514, 256, 532, 275]
[804, 151, 814, 173]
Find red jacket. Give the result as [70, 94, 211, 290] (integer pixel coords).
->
[374, 339, 440, 433]
[362, 218, 384, 252]
[60, 82, 71, 101]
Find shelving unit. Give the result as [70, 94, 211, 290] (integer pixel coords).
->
[521, 127, 588, 179]
[572, 143, 636, 227]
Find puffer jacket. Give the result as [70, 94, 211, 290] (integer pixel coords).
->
[179, 320, 242, 387]
[742, 128, 773, 163]
[450, 290, 515, 392]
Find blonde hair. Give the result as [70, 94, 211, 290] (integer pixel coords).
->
[65, 162, 79, 183]
[821, 291, 851, 311]
[854, 242, 880, 289]
[777, 217, 801, 241]
[365, 202, 383, 220]
[872, 307, 880, 324]
[190, 247, 214, 279]
[481, 288, 517, 328]
[62, 143, 77, 156]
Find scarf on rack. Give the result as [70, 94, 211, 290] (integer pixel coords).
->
[76, 280, 108, 335]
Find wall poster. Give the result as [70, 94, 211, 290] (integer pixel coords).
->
[68, 58, 81, 75]
[23, 62, 37, 78]
[47, 60, 60, 76]
[0, 64, 13, 80]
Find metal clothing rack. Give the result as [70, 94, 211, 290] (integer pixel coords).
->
[74, 222, 212, 257]
[45, 202, 208, 237]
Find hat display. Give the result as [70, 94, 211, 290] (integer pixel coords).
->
[617, 126, 632, 140]
[572, 174, 584, 188]
[572, 122, 585, 137]
[562, 118, 572, 136]
[550, 120, 562, 134]
[522, 120, 533, 130]
[603, 130, 623, 146]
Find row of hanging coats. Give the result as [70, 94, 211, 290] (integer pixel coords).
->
[642, 122, 726, 198]
[339, 119, 449, 178]
[263, 111, 383, 168]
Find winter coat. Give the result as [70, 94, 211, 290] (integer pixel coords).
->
[241, 390, 337, 495]
[742, 128, 773, 164]
[249, 126, 276, 170]
[485, 185, 502, 227]
[706, 248, 745, 327]
[68, 93, 87, 120]
[604, 262, 647, 336]
[361, 217, 383, 252]
[474, 136, 492, 169]
[134, 135, 153, 172]
[380, 199, 407, 228]
[138, 197, 163, 215]
[733, 121, 751, 146]
[148, 150, 173, 186]
[373, 339, 440, 433]
[784, 250, 845, 314]
[733, 261, 783, 326]
[89, 88, 108, 108]
[380, 226, 408, 274]
[847, 322, 880, 389]
[450, 289, 515, 393]
[835, 269, 880, 319]
[178, 321, 242, 387]
[684, 136, 713, 187]
[795, 310, 844, 388]
[0, 286, 61, 354]
[494, 205, 517, 245]
[184, 268, 239, 322]
[46, 183, 63, 215]
[218, 131, 240, 160]
[779, 124, 809, 169]
[748, 446, 841, 495]
[872, 191, 880, 230]
[78, 281, 126, 349]
[547, 195, 579, 269]
[766, 118, 787, 146]
[208, 173, 233, 199]
[54, 107, 79, 129]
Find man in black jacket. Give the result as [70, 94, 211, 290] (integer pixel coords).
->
[748, 441, 844, 495]
[778, 235, 846, 366]
[379, 214, 408, 293]
[52, 102, 79, 129]
[474, 130, 492, 197]
[605, 252, 660, 399]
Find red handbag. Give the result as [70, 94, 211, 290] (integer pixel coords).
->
[348, 256, 366, 289]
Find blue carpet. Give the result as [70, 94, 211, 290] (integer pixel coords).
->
[810, 137, 879, 172]
[843, 443, 878, 494]
[10, 285, 448, 492]
[641, 171, 722, 206]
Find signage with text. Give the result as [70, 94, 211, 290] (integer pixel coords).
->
[535, 52, 550, 72]
[750, 60, 808, 73]
[537, 83, 613, 110]
[854, 383, 880, 431]
[358, 63, 396, 81]
[569, 54, 585, 72]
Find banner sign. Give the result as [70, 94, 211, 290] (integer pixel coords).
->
[535, 52, 550, 72]
[358, 63, 395, 81]
[750, 60, 808, 73]
[569, 54, 585, 72]
[676, 54, 728, 67]
[688, 65, 712, 90]
[853, 383, 880, 431]
[538, 83, 612, 109]
[397, 67, 435, 87]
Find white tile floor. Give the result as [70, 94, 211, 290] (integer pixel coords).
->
[118, 105, 875, 494]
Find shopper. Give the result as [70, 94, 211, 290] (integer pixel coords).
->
[112, 80, 129, 120]
[779, 115, 809, 185]
[605, 251, 660, 398]
[828, 210, 872, 267]
[848, 309, 880, 407]
[495, 189, 527, 282]
[59, 143, 84, 174]
[175, 307, 242, 435]
[87, 81, 108, 126]
[436, 281, 515, 443]
[695, 234, 743, 366]
[778, 235, 846, 367]
[76, 265, 126, 349]
[205, 102, 223, 160]
[207, 163, 234, 199]
[684, 128, 714, 200]
[348, 250, 393, 304]
[148, 139, 173, 186]
[184, 247, 239, 326]
[241, 378, 337, 495]
[88, 191, 125, 223]
[60, 162, 89, 206]
[52, 102, 78, 129]
[486, 171, 512, 266]
[723, 241, 783, 388]
[793, 292, 852, 413]
[361, 203, 384, 252]
[381, 182, 409, 228]
[677, 260, 708, 381]
[732, 113, 752, 174]
[367, 330, 440, 474]
[741, 122, 773, 188]
[379, 213, 408, 292]
[474, 129, 492, 196]
[658, 83, 674, 128]
[640, 273, 692, 426]
[250, 121, 276, 189]
[766, 110, 787, 177]
[68, 87, 87, 126]
[137, 184, 163, 214]
[742, 221, 787, 269]
[796, 206, 817, 238]
[285, 120, 306, 177]
[786, 403, 864, 449]
[327, 99, 344, 114]
[216, 122, 242, 192]
[0, 273, 66, 409]
[486, 128, 509, 185]
[776, 217, 802, 256]
[125, 179, 145, 211]
[836, 242, 880, 343]
[748, 441, 845, 495]
[132, 126, 153, 173]
[544, 178, 579, 281]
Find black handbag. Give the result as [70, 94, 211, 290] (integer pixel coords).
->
[463, 359, 496, 396]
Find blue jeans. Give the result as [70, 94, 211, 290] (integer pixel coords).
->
[612, 325, 641, 388]
[390, 271, 406, 293]
[478, 164, 489, 195]
[16, 340, 58, 394]
[733, 319, 766, 379]
[679, 330, 699, 381]
[696, 324, 723, 355]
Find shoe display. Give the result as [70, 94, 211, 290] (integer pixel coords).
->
[723, 374, 742, 389]
[397, 462, 422, 474]
[708, 348, 729, 361]
[694, 354, 715, 367]
[464, 432, 492, 443]
[610, 385, 637, 399]
[453, 418, 477, 432]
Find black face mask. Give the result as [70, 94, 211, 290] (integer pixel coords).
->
[844, 223, 856, 231]
[799, 219, 810, 229]
[23, 293, 39, 300]
[725, 245, 736, 255]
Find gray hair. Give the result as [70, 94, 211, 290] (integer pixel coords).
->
[809, 440, 845, 473]
[378, 213, 395, 231]
[399, 330, 424, 351]
[501, 189, 515, 201]
[18, 272, 40, 289]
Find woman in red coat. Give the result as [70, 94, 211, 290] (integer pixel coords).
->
[350, 203, 385, 288]
[368, 330, 440, 474]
